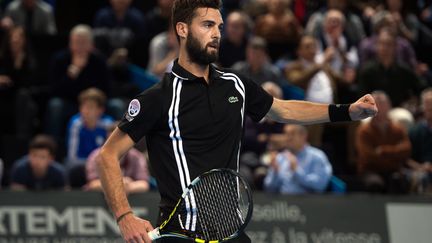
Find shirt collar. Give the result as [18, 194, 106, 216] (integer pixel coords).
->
[171, 59, 224, 81]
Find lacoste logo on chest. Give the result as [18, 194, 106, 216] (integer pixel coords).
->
[228, 96, 239, 103]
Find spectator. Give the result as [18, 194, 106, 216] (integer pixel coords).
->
[85, 123, 150, 193]
[382, 0, 420, 44]
[254, 0, 303, 61]
[10, 134, 66, 190]
[315, 9, 359, 75]
[218, 11, 251, 68]
[66, 88, 114, 166]
[306, 0, 365, 47]
[358, 29, 424, 108]
[285, 35, 339, 104]
[263, 124, 333, 194]
[144, 0, 174, 40]
[355, 91, 411, 193]
[232, 36, 285, 86]
[126, 0, 173, 67]
[93, 0, 146, 58]
[45, 25, 118, 141]
[3, 0, 56, 35]
[147, 23, 178, 78]
[0, 26, 38, 138]
[359, 13, 418, 69]
[408, 88, 432, 193]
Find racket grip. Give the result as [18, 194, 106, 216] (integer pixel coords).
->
[148, 228, 160, 240]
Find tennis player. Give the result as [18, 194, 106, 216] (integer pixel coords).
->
[97, 0, 378, 242]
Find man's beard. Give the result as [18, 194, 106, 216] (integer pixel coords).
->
[186, 32, 218, 65]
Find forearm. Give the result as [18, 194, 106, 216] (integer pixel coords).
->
[98, 148, 132, 218]
[267, 99, 330, 125]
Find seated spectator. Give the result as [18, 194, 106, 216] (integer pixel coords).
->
[243, 82, 285, 157]
[3, 0, 56, 36]
[144, 0, 174, 41]
[359, 13, 418, 69]
[66, 88, 114, 166]
[306, 0, 365, 47]
[85, 123, 150, 193]
[93, 0, 146, 58]
[358, 29, 425, 108]
[10, 134, 66, 190]
[254, 0, 303, 61]
[45, 25, 121, 141]
[263, 124, 332, 194]
[355, 91, 411, 193]
[218, 11, 251, 68]
[232, 36, 285, 86]
[147, 23, 178, 78]
[382, 0, 420, 44]
[408, 88, 432, 193]
[0, 26, 38, 138]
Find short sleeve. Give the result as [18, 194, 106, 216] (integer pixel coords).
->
[243, 76, 274, 122]
[118, 86, 164, 143]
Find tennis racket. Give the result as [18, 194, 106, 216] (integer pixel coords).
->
[147, 168, 253, 242]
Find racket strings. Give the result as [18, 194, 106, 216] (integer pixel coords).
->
[189, 172, 248, 241]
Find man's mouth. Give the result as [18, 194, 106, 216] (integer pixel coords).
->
[207, 42, 219, 50]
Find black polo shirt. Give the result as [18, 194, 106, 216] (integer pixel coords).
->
[119, 60, 273, 209]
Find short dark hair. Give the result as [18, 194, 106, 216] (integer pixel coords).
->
[78, 88, 107, 108]
[172, 0, 222, 40]
[29, 135, 57, 156]
[247, 36, 267, 51]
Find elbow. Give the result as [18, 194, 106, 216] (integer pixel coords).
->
[96, 147, 110, 171]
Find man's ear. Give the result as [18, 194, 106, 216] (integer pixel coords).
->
[176, 22, 188, 39]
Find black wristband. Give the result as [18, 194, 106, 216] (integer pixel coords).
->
[116, 211, 133, 224]
[328, 104, 352, 122]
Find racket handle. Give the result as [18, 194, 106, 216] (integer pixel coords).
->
[148, 228, 160, 240]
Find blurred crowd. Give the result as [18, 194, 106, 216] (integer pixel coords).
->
[0, 0, 431, 195]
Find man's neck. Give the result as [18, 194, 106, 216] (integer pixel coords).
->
[32, 168, 47, 179]
[114, 9, 127, 20]
[178, 52, 210, 83]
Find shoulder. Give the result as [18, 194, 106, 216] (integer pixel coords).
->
[6, 1, 20, 11]
[306, 145, 328, 159]
[37, 1, 54, 13]
[69, 114, 83, 125]
[49, 162, 66, 174]
[12, 158, 29, 172]
[136, 79, 168, 100]
[128, 7, 145, 19]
